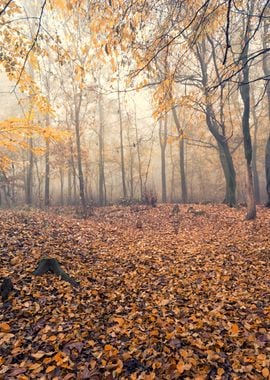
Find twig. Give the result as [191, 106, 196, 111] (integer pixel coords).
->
[13, 0, 47, 91]
[0, 0, 13, 17]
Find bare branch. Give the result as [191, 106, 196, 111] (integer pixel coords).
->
[131, 0, 211, 77]
[223, 0, 232, 64]
[12, 0, 47, 91]
[0, 0, 13, 17]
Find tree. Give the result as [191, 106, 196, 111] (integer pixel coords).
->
[159, 116, 168, 203]
[172, 107, 188, 203]
[263, 6, 270, 206]
[117, 72, 127, 199]
[194, 40, 236, 206]
[239, 1, 256, 219]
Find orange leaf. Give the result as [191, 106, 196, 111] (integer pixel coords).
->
[262, 368, 269, 378]
[0, 323, 10, 333]
[230, 323, 239, 335]
[32, 351, 46, 359]
[217, 368, 225, 376]
[104, 344, 113, 351]
[45, 365, 56, 373]
[176, 361, 185, 374]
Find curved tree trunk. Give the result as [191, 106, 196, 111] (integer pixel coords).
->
[204, 104, 236, 206]
[218, 141, 236, 206]
[239, 5, 256, 219]
[196, 43, 236, 206]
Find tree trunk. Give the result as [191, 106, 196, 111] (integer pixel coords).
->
[265, 139, 270, 206]
[67, 165, 72, 205]
[60, 167, 64, 206]
[127, 121, 134, 200]
[169, 143, 176, 202]
[263, 13, 270, 206]
[159, 117, 167, 203]
[172, 107, 187, 203]
[251, 89, 260, 204]
[34, 158, 42, 208]
[11, 163, 16, 204]
[179, 138, 187, 203]
[98, 93, 105, 206]
[117, 77, 127, 199]
[44, 115, 50, 207]
[218, 141, 237, 206]
[134, 105, 143, 200]
[74, 94, 87, 216]
[26, 137, 33, 205]
[239, 7, 256, 219]
[196, 43, 236, 206]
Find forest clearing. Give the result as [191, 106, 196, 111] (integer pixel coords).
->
[0, 204, 269, 379]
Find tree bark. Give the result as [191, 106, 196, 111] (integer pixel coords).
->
[196, 44, 236, 206]
[127, 120, 134, 199]
[218, 140, 237, 206]
[26, 137, 33, 206]
[263, 12, 270, 206]
[98, 93, 105, 206]
[117, 76, 127, 199]
[251, 89, 260, 204]
[44, 114, 50, 207]
[134, 105, 143, 200]
[74, 94, 87, 217]
[239, 5, 256, 219]
[60, 167, 64, 206]
[159, 117, 167, 203]
[172, 107, 188, 203]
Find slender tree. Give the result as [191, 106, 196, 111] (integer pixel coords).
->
[239, 2, 256, 219]
[172, 107, 187, 203]
[159, 116, 167, 203]
[263, 7, 270, 206]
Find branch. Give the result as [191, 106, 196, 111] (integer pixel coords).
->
[131, 0, 211, 77]
[13, 0, 47, 91]
[210, 48, 270, 90]
[0, 0, 13, 17]
[223, 0, 232, 64]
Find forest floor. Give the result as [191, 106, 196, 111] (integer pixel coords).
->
[0, 204, 269, 379]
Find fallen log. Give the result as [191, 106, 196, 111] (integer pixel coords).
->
[33, 258, 79, 287]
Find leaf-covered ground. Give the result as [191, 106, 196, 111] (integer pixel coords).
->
[0, 205, 269, 379]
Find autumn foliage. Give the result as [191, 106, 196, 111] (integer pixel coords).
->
[0, 205, 269, 379]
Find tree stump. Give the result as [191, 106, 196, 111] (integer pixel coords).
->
[136, 219, 143, 229]
[172, 204, 180, 216]
[1, 277, 14, 301]
[33, 258, 79, 287]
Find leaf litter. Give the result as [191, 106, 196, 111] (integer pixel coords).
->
[0, 204, 269, 379]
